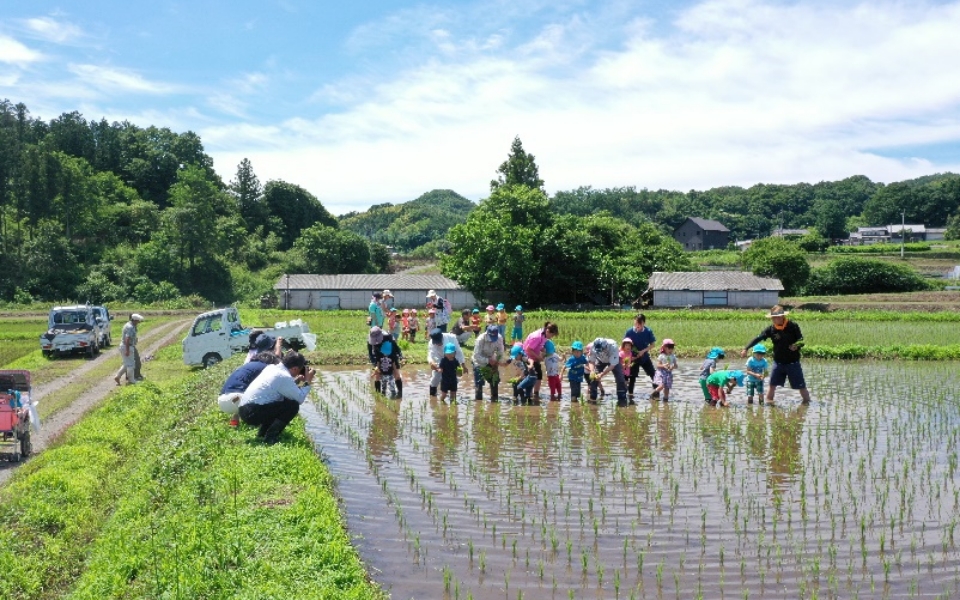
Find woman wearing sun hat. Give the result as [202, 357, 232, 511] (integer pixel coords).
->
[741, 305, 811, 405]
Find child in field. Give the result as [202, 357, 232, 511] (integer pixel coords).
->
[705, 370, 745, 407]
[544, 346, 563, 401]
[744, 344, 769, 405]
[376, 339, 399, 398]
[408, 309, 419, 343]
[496, 303, 508, 339]
[511, 305, 525, 343]
[484, 305, 497, 329]
[388, 308, 401, 341]
[699, 347, 725, 403]
[437, 342, 462, 403]
[508, 344, 537, 404]
[619, 338, 636, 375]
[426, 308, 437, 334]
[401, 309, 410, 342]
[563, 340, 588, 402]
[652, 339, 678, 402]
[471, 308, 482, 337]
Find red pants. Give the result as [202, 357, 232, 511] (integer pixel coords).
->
[548, 374, 562, 396]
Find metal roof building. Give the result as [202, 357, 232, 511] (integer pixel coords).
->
[648, 271, 783, 308]
[273, 274, 478, 310]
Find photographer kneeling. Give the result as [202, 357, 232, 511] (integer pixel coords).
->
[238, 351, 315, 445]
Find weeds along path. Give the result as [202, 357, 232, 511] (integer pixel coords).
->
[0, 318, 190, 485]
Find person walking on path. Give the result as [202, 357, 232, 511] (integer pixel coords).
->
[623, 314, 657, 398]
[741, 305, 811, 405]
[238, 351, 315, 445]
[114, 313, 144, 386]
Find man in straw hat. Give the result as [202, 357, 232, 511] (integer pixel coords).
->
[741, 305, 811, 405]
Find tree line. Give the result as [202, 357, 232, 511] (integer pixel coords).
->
[2, 100, 957, 306]
[0, 100, 387, 304]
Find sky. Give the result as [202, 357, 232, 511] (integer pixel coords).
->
[2, 0, 960, 215]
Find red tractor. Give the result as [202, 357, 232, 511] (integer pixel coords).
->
[0, 370, 35, 462]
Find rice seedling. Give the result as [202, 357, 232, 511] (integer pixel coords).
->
[303, 358, 960, 599]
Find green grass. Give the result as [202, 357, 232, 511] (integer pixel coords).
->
[0, 361, 383, 600]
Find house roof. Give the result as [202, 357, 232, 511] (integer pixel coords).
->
[274, 274, 467, 291]
[681, 217, 730, 232]
[648, 271, 784, 291]
[887, 224, 926, 233]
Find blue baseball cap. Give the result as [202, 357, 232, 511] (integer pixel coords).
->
[443, 343, 456, 354]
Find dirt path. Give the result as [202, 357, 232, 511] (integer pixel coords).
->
[0, 319, 190, 485]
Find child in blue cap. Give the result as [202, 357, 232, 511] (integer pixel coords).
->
[508, 344, 537, 404]
[744, 344, 769, 405]
[438, 342, 462, 403]
[705, 370, 745, 407]
[699, 347, 726, 403]
[563, 340, 588, 402]
[511, 305, 525, 343]
[495, 303, 508, 339]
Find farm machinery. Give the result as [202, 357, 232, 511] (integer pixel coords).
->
[0, 370, 38, 462]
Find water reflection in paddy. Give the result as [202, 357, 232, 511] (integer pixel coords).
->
[302, 360, 960, 599]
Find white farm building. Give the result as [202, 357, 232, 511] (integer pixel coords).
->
[648, 272, 783, 308]
[274, 274, 478, 311]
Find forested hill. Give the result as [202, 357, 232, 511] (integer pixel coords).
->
[338, 189, 475, 252]
[0, 100, 385, 306]
[550, 173, 960, 242]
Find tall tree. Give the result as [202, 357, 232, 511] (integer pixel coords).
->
[490, 136, 545, 192]
[261, 180, 337, 249]
[230, 158, 265, 227]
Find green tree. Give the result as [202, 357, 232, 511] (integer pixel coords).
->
[160, 165, 231, 271]
[945, 211, 960, 241]
[442, 185, 548, 303]
[230, 158, 265, 227]
[262, 180, 337, 250]
[806, 257, 929, 295]
[742, 237, 810, 295]
[287, 224, 372, 274]
[490, 136, 544, 192]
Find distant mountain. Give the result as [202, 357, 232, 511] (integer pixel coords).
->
[339, 189, 475, 252]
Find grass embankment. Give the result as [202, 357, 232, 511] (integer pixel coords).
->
[244, 307, 960, 363]
[0, 353, 383, 600]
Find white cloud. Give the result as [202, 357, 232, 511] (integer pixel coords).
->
[23, 16, 83, 44]
[201, 0, 960, 212]
[68, 64, 177, 94]
[0, 34, 43, 64]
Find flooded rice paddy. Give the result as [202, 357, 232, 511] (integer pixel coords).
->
[303, 360, 960, 599]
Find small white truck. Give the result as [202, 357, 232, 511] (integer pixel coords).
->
[40, 305, 112, 358]
[182, 307, 315, 368]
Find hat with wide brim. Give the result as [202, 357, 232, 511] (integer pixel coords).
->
[765, 308, 790, 318]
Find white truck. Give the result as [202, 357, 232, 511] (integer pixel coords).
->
[182, 307, 315, 368]
[40, 305, 112, 358]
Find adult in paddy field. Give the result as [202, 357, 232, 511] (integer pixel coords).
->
[623, 313, 657, 398]
[522, 321, 559, 401]
[472, 325, 506, 401]
[741, 305, 811, 405]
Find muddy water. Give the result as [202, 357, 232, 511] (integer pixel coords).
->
[302, 361, 960, 599]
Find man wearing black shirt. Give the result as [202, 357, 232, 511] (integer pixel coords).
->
[741, 305, 811, 405]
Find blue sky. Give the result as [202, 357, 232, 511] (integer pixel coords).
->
[2, 0, 960, 214]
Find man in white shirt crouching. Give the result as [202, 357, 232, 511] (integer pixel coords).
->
[238, 351, 315, 445]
